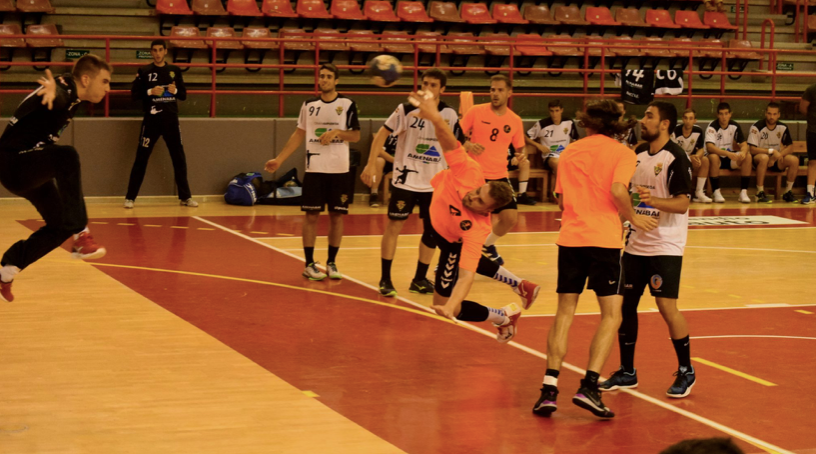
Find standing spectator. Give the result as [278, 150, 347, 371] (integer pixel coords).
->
[799, 84, 816, 204]
[705, 102, 751, 203]
[671, 108, 712, 203]
[525, 99, 579, 177]
[748, 102, 799, 203]
[125, 39, 197, 209]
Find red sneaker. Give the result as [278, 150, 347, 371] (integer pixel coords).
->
[515, 279, 541, 310]
[0, 280, 14, 302]
[71, 232, 106, 260]
[495, 303, 521, 343]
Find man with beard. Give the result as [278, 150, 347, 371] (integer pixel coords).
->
[748, 102, 799, 203]
[265, 64, 360, 281]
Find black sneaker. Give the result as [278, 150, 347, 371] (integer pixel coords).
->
[409, 277, 434, 294]
[369, 193, 379, 207]
[481, 244, 504, 266]
[532, 385, 559, 417]
[756, 191, 772, 204]
[572, 380, 615, 418]
[517, 192, 536, 206]
[599, 367, 638, 391]
[666, 366, 696, 398]
[379, 279, 397, 297]
[783, 190, 796, 203]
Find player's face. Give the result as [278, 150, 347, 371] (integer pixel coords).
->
[717, 109, 731, 126]
[82, 69, 111, 104]
[318, 69, 338, 94]
[489, 81, 510, 109]
[421, 77, 444, 101]
[463, 184, 497, 215]
[150, 45, 166, 65]
[639, 106, 663, 142]
[682, 112, 696, 129]
[549, 106, 563, 123]
[765, 107, 780, 126]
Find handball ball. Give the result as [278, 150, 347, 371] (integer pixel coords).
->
[369, 55, 402, 88]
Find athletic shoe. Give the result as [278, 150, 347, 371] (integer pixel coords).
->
[124, 199, 134, 209]
[180, 198, 199, 207]
[756, 191, 772, 204]
[738, 191, 751, 203]
[517, 192, 536, 206]
[572, 380, 615, 418]
[303, 262, 327, 281]
[532, 385, 559, 416]
[494, 303, 521, 343]
[783, 190, 797, 203]
[712, 191, 726, 203]
[481, 245, 504, 266]
[369, 193, 379, 207]
[71, 232, 106, 260]
[599, 367, 639, 391]
[692, 191, 712, 203]
[666, 366, 696, 398]
[326, 262, 342, 280]
[0, 281, 13, 302]
[514, 279, 540, 310]
[409, 278, 434, 294]
[379, 279, 397, 297]
[802, 193, 815, 205]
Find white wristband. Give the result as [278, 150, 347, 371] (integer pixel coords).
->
[147, 88, 152, 96]
[769, 148, 775, 155]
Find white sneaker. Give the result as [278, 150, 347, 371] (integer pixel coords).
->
[738, 191, 751, 203]
[713, 191, 725, 203]
[124, 199, 134, 209]
[180, 198, 198, 207]
[494, 303, 522, 344]
[302, 262, 327, 281]
[692, 191, 712, 203]
[326, 262, 342, 280]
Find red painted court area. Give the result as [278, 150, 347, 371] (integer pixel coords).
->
[19, 215, 814, 454]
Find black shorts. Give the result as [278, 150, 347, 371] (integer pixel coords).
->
[622, 253, 683, 299]
[769, 161, 783, 173]
[301, 172, 352, 213]
[557, 246, 623, 297]
[486, 177, 518, 213]
[719, 155, 738, 170]
[808, 131, 816, 161]
[388, 186, 432, 220]
[543, 155, 559, 170]
[383, 161, 393, 176]
[430, 224, 500, 298]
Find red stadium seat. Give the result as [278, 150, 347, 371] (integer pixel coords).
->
[726, 39, 760, 60]
[553, 5, 589, 26]
[192, 0, 227, 15]
[585, 6, 619, 26]
[645, 9, 681, 29]
[483, 32, 511, 56]
[544, 34, 583, 57]
[227, 0, 263, 16]
[492, 4, 528, 25]
[207, 27, 243, 49]
[280, 27, 315, 50]
[382, 30, 415, 53]
[515, 33, 553, 56]
[609, 36, 638, 57]
[0, 0, 15, 13]
[674, 11, 710, 30]
[429, 2, 463, 23]
[696, 38, 723, 58]
[364, 1, 400, 22]
[397, 1, 433, 23]
[642, 36, 672, 58]
[347, 29, 382, 52]
[241, 27, 279, 50]
[523, 4, 559, 25]
[168, 25, 208, 49]
[703, 11, 738, 30]
[261, 0, 298, 17]
[616, 8, 650, 28]
[416, 31, 450, 54]
[298, 0, 331, 19]
[448, 32, 484, 55]
[314, 28, 349, 51]
[0, 24, 25, 48]
[332, 0, 366, 20]
[25, 24, 62, 47]
[17, 0, 54, 13]
[157, 0, 194, 15]
[461, 3, 497, 24]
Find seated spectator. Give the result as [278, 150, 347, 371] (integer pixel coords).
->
[660, 437, 745, 454]
[671, 108, 712, 203]
[507, 147, 535, 205]
[748, 102, 799, 203]
[615, 99, 639, 150]
[705, 102, 752, 203]
[525, 99, 579, 177]
[369, 133, 397, 207]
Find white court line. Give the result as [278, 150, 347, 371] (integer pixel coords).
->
[692, 335, 816, 341]
[281, 243, 558, 251]
[686, 245, 816, 254]
[522, 303, 816, 317]
[193, 215, 795, 454]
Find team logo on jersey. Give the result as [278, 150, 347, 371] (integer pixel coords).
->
[650, 274, 663, 290]
[340, 194, 348, 203]
[449, 205, 461, 216]
[169, 71, 175, 79]
[504, 125, 511, 133]
[654, 163, 663, 176]
[396, 200, 406, 210]
[415, 144, 441, 157]
[459, 220, 472, 231]
[315, 128, 327, 137]
[336, 106, 343, 115]
[563, 127, 569, 134]
[777, 131, 782, 139]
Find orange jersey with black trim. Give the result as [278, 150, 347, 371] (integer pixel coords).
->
[429, 145, 492, 272]
[459, 103, 526, 179]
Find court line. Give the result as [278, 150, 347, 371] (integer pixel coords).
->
[692, 335, 816, 341]
[522, 304, 816, 317]
[193, 215, 795, 454]
[692, 357, 777, 387]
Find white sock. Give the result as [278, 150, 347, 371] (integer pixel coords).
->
[494, 266, 521, 289]
[809, 185, 815, 195]
[786, 182, 794, 191]
[740, 189, 748, 196]
[543, 375, 558, 387]
[484, 232, 500, 247]
[696, 177, 706, 192]
[0, 265, 20, 283]
[486, 306, 508, 325]
[73, 227, 89, 241]
[757, 185, 764, 192]
[519, 181, 528, 194]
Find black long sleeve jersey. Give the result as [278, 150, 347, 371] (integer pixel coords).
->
[131, 63, 187, 115]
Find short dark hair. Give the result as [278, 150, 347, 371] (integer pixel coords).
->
[548, 99, 563, 109]
[319, 63, 339, 79]
[576, 98, 637, 138]
[490, 74, 511, 89]
[421, 67, 447, 88]
[683, 108, 696, 117]
[487, 180, 515, 210]
[717, 102, 731, 113]
[659, 438, 745, 454]
[150, 39, 166, 49]
[767, 102, 781, 110]
[648, 101, 678, 132]
[72, 54, 112, 79]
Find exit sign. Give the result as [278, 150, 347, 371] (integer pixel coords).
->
[777, 62, 794, 71]
[65, 49, 89, 59]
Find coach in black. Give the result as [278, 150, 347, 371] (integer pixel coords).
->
[0, 55, 110, 303]
[125, 39, 197, 208]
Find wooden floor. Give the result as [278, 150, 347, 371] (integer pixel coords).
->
[0, 199, 813, 454]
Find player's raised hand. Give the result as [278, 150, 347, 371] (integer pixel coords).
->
[407, 90, 440, 122]
[431, 305, 457, 322]
[264, 158, 280, 173]
[36, 69, 56, 110]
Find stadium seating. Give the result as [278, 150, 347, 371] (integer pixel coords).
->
[416, 30, 450, 65]
[297, 0, 332, 19]
[192, 0, 227, 16]
[645, 9, 681, 34]
[608, 36, 638, 68]
[448, 31, 483, 74]
[515, 33, 553, 74]
[207, 27, 243, 72]
[382, 30, 415, 54]
[397, 1, 433, 23]
[675, 10, 710, 37]
[585, 7, 619, 26]
[261, 0, 298, 18]
[616, 7, 651, 34]
[314, 28, 348, 62]
[726, 39, 761, 78]
[483, 32, 510, 73]
[429, 1, 463, 25]
[25, 23, 62, 49]
[347, 29, 382, 72]
[0, 23, 24, 69]
[364, 1, 400, 22]
[169, 25, 207, 68]
[492, 3, 528, 25]
[553, 5, 589, 33]
[279, 27, 315, 72]
[523, 4, 559, 26]
[694, 37, 723, 78]
[641, 36, 673, 68]
[332, 0, 367, 21]
[241, 26, 279, 71]
[460, 3, 496, 24]
[703, 11, 738, 38]
[227, 0, 263, 17]
[17, 0, 54, 13]
[157, 0, 194, 15]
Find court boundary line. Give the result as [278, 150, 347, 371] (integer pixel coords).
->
[193, 215, 795, 454]
[692, 335, 816, 341]
[522, 303, 816, 317]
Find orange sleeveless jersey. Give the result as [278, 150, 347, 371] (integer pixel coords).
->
[429, 145, 492, 272]
[459, 103, 526, 180]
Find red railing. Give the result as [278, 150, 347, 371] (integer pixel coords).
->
[0, 31, 811, 117]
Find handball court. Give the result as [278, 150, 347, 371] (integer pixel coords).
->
[0, 200, 813, 454]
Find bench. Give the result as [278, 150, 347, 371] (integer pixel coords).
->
[712, 141, 807, 199]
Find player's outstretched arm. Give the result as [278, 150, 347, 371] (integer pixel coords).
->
[407, 91, 458, 154]
[361, 126, 389, 187]
[265, 128, 306, 173]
